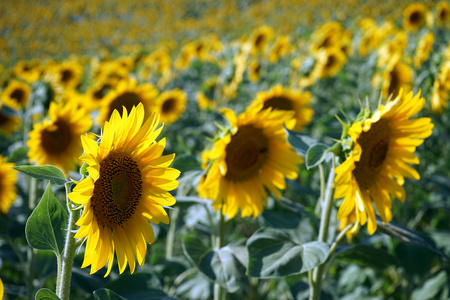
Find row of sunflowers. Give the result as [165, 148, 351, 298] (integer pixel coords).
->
[1, 1, 450, 300]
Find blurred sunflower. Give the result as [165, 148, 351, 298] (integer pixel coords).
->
[68, 103, 179, 276]
[196, 76, 219, 111]
[414, 32, 435, 68]
[97, 79, 158, 125]
[55, 61, 84, 90]
[0, 105, 21, 136]
[334, 90, 433, 239]
[248, 84, 314, 132]
[153, 88, 187, 125]
[268, 35, 293, 63]
[377, 58, 413, 101]
[431, 80, 448, 114]
[248, 60, 262, 82]
[10, 60, 41, 83]
[27, 101, 92, 176]
[403, 2, 427, 31]
[310, 21, 343, 53]
[436, 1, 450, 27]
[313, 47, 347, 78]
[0, 155, 18, 214]
[197, 106, 303, 219]
[1, 80, 31, 110]
[249, 25, 274, 56]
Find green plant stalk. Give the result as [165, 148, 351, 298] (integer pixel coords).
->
[309, 158, 336, 300]
[214, 211, 226, 300]
[166, 209, 179, 260]
[56, 183, 80, 300]
[26, 177, 37, 300]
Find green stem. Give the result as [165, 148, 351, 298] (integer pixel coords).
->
[310, 158, 337, 300]
[56, 182, 80, 300]
[214, 211, 226, 300]
[26, 177, 37, 300]
[166, 209, 179, 260]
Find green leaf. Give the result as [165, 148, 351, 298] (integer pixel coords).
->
[7, 145, 28, 163]
[246, 228, 329, 278]
[334, 245, 399, 269]
[305, 143, 329, 169]
[411, 271, 448, 300]
[25, 183, 68, 255]
[35, 288, 61, 300]
[377, 221, 449, 259]
[13, 165, 67, 185]
[285, 129, 318, 157]
[209, 246, 247, 292]
[93, 289, 126, 300]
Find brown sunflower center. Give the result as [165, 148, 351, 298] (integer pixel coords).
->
[225, 124, 269, 181]
[325, 54, 337, 69]
[108, 92, 142, 118]
[262, 96, 293, 111]
[61, 69, 75, 83]
[162, 98, 176, 114]
[409, 11, 423, 25]
[91, 151, 143, 227]
[388, 66, 401, 99]
[353, 119, 390, 189]
[41, 119, 72, 155]
[11, 89, 26, 104]
[0, 111, 10, 126]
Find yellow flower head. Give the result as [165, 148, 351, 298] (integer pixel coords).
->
[197, 106, 303, 219]
[27, 101, 92, 176]
[0, 155, 18, 214]
[414, 32, 435, 69]
[376, 57, 413, 101]
[152, 88, 187, 125]
[1, 80, 31, 110]
[403, 2, 428, 31]
[436, 1, 450, 27]
[68, 103, 179, 276]
[334, 90, 433, 239]
[248, 84, 314, 132]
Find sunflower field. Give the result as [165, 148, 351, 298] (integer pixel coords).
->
[1, 0, 450, 299]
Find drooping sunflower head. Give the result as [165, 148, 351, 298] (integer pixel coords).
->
[248, 84, 314, 132]
[68, 103, 179, 276]
[27, 101, 92, 176]
[153, 88, 187, 125]
[1, 80, 31, 110]
[0, 155, 18, 214]
[403, 2, 428, 31]
[97, 78, 158, 126]
[334, 90, 433, 239]
[197, 105, 303, 219]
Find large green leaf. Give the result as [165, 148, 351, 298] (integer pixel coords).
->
[285, 129, 318, 157]
[35, 288, 61, 300]
[93, 289, 126, 300]
[25, 183, 68, 255]
[13, 165, 67, 185]
[246, 228, 329, 278]
[334, 245, 399, 269]
[305, 143, 329, 169]
[411, 271, 448, 300]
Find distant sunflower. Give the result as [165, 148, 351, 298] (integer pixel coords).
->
[436, 1, 450, 27]
[0, 106, 21, 137]
[268, 35, 293, 63]
[153, 89, 187, 125]
[0, 155, 18, 214]
[196, 77, 219, 111]
[431, 80, 449, 114]
[379, 58, 413, 101]
[248, 84, 314, 132]
[68, 103, 179, 276]
[414, 32, 435, 68]
[1, 80, 31, 110]
[249, 25, 274, 55]
[97, 79, 158, 126]
[248, 60, 262, 83]
[313, 47, 347, 78]
[197, 106, 303, 219]
[56, 61, 84, 90]
[403, 2, 427, 31]
[27, 101, 92, 176]
[334, 90, 433, 239]
[11, 60, 41, 83]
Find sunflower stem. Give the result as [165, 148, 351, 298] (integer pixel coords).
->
[56, 182, 80, 300]
[26, 177, 37, 300]
[309, 158, 336, 300]
[214, 211, 226, 300]
[166, 209, 179, 260]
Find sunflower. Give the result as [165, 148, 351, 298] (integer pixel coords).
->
[97, 78, 158, 126]
[0, 106, 21, 137]
[1, 80, 31, 110]
[68, 103, 179, 276]
[268, 35, 293, 63]
[196, 76, 219, 111]
[248, 60, 262, 83]
[10, 60, 42, 83]
[249, 25, 274, 56]
[377, 58, 413, 101]
[334, 90, 433, 239]
[403, 2, 427, 31]
[0, 155, 18, 214]
[414, 32, 435, 69]
[431, 79, 449, 114]
[27, 101, 92, 176]
[436, 1, 450, 27]
[197, 105, 303, 219]
[248, 84, 314, 132]
[152, 88, 187, 125]
[312, 47, 347, 79]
